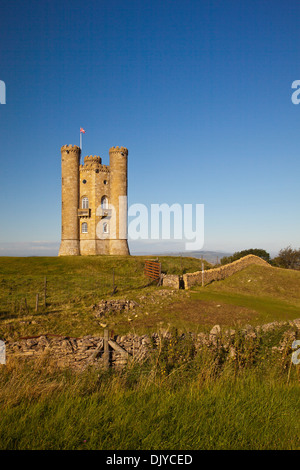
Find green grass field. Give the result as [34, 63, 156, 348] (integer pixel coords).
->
[0, 343, 299, 450]
[0, 256, 299, 450]
[1, 256, 300, 339]
[0, 255, 212, 339]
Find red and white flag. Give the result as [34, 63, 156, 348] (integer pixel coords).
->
[80, 128, 86, 133]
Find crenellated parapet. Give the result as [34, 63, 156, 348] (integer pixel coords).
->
[109, 146, 128, 156]
[61, 145, 81, 153]
[84, 155, 102, 165]
[80, 163, 110, 173]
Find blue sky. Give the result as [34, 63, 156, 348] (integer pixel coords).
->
[0, 0, 299, 256]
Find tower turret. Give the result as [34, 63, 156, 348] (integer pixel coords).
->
[58, 145, 81, 256]
[109, 146, 130, 255]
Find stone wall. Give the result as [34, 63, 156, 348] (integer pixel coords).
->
[161, 274, 181, 289]
[5, 333, 154, 371]
[5, 317, 300, 371]
[183, 255, 270, 289]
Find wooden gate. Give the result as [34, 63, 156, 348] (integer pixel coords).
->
[144, 259, 162, 284]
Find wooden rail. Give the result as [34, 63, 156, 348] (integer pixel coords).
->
[144, 259, 161, 282]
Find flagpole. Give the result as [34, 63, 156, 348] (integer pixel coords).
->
[80, 130, 82, 165]
[79, 128, 86, 165]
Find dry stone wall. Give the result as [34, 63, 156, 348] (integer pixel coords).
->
[161, 274, 181, 289]
[5, 333, 155, 370]
[5, 317, 300, 371]
[182, 255, 270, 289]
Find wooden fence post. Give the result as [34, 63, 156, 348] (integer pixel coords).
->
[103, 329, 110, 368]
[111, 269, 117, 295]
[44, 277, 47, 307]
[35, 294, 39, 312]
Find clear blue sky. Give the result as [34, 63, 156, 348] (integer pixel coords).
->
[0, 0, 299, 256]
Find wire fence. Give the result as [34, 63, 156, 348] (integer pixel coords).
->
[0, 256, 207, 319]
[0, 269, 152, 318]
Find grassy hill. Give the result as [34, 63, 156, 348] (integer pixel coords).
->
[1, 256, 300, 339]
[0, 255, 211, 339]
[185, 264, 300, 329]
[0, 256, 299, 450]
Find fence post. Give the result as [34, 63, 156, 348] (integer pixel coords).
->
[159, 262, 162, 286]
[35, 294, 39, 312]
[44, 277, 47, 307]
[103, 329, 110, 368]
[111, 269, 117, 295]
[202, 262, 204, 287]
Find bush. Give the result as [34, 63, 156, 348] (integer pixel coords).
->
[271, 246, 300, 270]
[220, 249, 270, 266]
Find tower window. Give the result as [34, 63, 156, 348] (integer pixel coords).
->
[103, 222, 109, 234]
[82, 197, 89, 209]
[82, 179, 87, 184]
[101, 196, 108, 210]
[81, 222, 88, 233]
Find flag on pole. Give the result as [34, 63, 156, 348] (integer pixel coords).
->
[80, 127, 86, 154]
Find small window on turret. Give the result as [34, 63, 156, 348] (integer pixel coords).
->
[82, 222, 88, 234]
[103, 223, 109, 234]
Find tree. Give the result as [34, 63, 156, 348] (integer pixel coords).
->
[271, 246, 300, 270]
[220, 248, 270, 266]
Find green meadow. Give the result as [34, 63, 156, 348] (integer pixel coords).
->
[0, 256, 299, 450]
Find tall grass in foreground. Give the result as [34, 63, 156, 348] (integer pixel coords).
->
[0, 333, 299, 450]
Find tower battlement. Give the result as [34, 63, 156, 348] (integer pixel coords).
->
[79, 165, 110, 173]
[61, 144, 81, 153]
[109, 146, 128, 156]
[83, 155, 102, 164]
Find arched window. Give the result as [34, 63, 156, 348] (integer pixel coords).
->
[82, 197, 89, 209]
[81, 222, 88, 233]
[101, 196, 108, 210]
[103, 222, 109, 234]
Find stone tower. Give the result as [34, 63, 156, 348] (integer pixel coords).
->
[58, 145, 81, 256]
[58, 144, 130, 256]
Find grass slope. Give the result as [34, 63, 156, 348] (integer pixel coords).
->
[0, 256, 299, 450]
[1, 257, 300, 338]
[0, 256, 209, 339]
[0, 353, 299, 450]
[188, 264, 300, 328]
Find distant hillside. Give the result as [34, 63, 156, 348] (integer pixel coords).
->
[156, 251, 232, 264]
